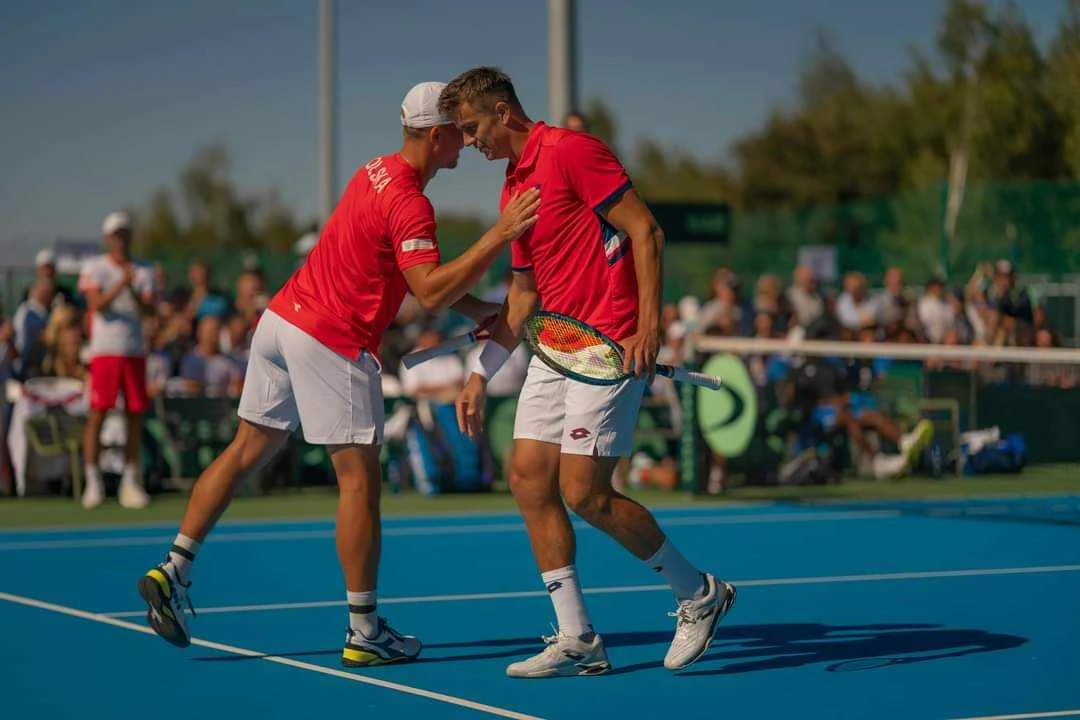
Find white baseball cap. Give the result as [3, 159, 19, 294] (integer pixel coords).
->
[35, 248, 56, 267]
[102, 211, 133, 235]
[401, 81, 452, 129]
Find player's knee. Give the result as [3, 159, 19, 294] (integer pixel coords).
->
[508, 465, 551, 507]
[562, 480, 611, 523]
[228, 425, 279, 471]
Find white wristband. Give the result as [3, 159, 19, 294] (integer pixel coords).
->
[470, 341, 512, 380]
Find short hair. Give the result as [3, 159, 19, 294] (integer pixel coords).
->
[438, 66, 521, 117]
[403, 126, 429, 140]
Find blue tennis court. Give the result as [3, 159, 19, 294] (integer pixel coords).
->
[3, 496, 1080, 719]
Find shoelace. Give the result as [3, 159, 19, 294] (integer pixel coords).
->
[346, 619, 405, 645]
[160, 558, 197, 618]
[668, 601, 701, 639]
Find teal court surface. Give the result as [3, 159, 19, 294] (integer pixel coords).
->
[3, 496, 1080, 719]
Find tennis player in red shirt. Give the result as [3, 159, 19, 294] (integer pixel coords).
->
[137, 82, 540, 667]
[441, 68, 735, 677]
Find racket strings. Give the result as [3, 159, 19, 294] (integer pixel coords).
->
[530, 317, 623, 381]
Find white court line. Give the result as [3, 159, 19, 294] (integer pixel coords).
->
[0, 510, 900, 552]
[0, 500, 778, 535]
[952, 710, 1080, 720]
[0, 590, 540, 720]
[100, 563, 1080, 618]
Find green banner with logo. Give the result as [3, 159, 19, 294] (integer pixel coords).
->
[697, 353, 757, 457]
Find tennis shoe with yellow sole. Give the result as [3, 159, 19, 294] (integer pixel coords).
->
[341, 619, 422, 667]
[664, 573, 737, 671]
[137, 562, 195, 648]
[506, 631, 611, 678]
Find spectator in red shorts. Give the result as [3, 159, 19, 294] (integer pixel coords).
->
[77, 211, 159, 509]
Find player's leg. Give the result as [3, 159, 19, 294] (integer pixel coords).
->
[326, 441, 419, 666]
[82, 356, 118, 509]
[560, 377, 736, 672]
[505, 358, 611, 678]
[277, 318, 419, 667]
[118, 356, 151, 509]
[138, 313, 295, 648]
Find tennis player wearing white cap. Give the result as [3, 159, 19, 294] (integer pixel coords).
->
[136, 82, 540, 667]
[77, 210, 158, 510]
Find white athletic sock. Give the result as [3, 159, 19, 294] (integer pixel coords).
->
[84, 465, 103, 490]
[645, 537, 707, 601]
[120, 462, 140, 486]
[541, 565, 594, 639]
[166, 534, 200, 585]
[347, 590, 379, 638]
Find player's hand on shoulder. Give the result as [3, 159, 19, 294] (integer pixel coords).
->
[455, 373, 488, 439]
[620, 330, 660, 382]
[495, 186, 541, 242]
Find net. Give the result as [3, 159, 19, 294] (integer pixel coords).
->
[678, 335, 1080, 493]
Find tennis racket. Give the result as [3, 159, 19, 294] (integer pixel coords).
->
[523, 311, 722, 390]
[401, 326, 486, 369]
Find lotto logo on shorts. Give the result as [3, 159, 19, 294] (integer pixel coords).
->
[569, 427, 591, 440]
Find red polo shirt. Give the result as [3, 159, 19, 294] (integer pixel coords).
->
[269, 153, 441, 359]
[504, 122, 639, 341]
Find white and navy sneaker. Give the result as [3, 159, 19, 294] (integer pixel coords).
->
[664, 573, 736, 671]
[138, 562, 195, 648]
[342, 619, 422, 667]
[506, 631, 611, 678]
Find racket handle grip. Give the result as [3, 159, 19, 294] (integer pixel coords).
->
[657, 364, 722, 390]
[401, 332, 476, 369]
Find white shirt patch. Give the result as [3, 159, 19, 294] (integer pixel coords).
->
[401, 238, 435, 252]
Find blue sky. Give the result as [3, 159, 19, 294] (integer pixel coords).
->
[0, 0, 1066, 262]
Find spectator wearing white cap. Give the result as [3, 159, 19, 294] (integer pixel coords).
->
[76, 210, 159, 509]
[20, 248, 76, 310]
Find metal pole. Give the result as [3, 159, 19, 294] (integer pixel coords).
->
[548, 0, 577, 125]
[318, 0, 337, 223]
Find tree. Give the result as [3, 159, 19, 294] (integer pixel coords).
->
[1048, 0, 1080, 176]
[135, 144, 310, 268]
[582, 97, 621, 155]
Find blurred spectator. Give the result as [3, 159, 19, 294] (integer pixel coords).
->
[399, 329, 465, 402]
[12, 277, 56, 379]
[563, 110, 588, 132]
[787, 265, 824, 329]
[753, 274, 790, 331]
[699, 268, 749, 336]
[916, 276, 954, 344]
[222, 314, 253, 362]
[143, 315, 172, 399]
[179, 315, 244, 398]
[234, 269, 269, 325]
[25, 249, 77, 309]
[877, 267, 912, 331]
[185, 259, 230, 320]
[987, 260, 1036, 326]
[0, 313, 13, 495]
[77, 210, 157, 510]
[836, 272, 878, 332]
[41, 309, 88, 382]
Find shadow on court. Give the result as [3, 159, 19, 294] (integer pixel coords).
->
[191, 622, 1026, 675]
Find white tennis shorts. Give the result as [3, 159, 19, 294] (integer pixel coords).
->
[237, 310, 384, 445]
[513, 355, 645, 457]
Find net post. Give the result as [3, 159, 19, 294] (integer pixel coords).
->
[678, 334, 700, 493]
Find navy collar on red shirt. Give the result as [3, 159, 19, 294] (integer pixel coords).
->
[506, 122, 548, 179]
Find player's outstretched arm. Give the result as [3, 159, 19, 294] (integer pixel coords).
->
[450, 293, 502, 325]
[487, 269, 538, 353]
[600, 188, 665, 380]
[455, 269, 537, 438]
[403, 188, 539, 312]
